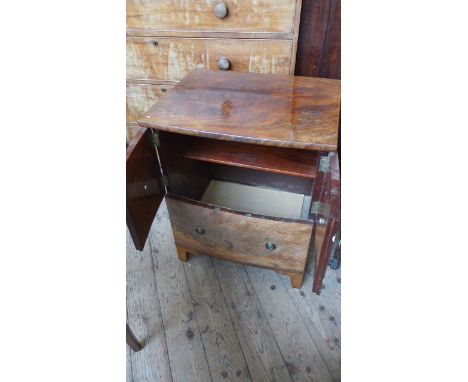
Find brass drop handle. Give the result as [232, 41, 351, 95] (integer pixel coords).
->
[218, 57, 231, 70]
[214, 2, 228, 19]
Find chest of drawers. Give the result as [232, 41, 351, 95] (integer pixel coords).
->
[126, 0, 303, 143]
[126, 69, 340, 292]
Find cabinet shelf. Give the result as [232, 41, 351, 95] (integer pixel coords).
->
[184, 139, 318, 179]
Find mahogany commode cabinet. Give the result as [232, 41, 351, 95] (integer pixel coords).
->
[126, 69, 340, 293]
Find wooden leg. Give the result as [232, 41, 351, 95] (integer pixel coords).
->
[176, 245, 189, 262]
[312, 219, 339, 295]
[126, 323, 143, 352]
[288, 272, 304, 289]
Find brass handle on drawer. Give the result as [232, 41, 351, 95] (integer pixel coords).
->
[214, 2, 228, 19]
[217, 57, 231, 70]
[265, 242, 276, 251]
[195, 226, 205, 235]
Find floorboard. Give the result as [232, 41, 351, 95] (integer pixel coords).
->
[148, 203, 212, 382]
[126, 229, 172, 382]
[246, 266, 334, 381]
[127, 200, 341, 382]
[213, 260, 294, 382]
[184, 254, 252, 381]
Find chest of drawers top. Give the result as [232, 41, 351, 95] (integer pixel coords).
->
[127, 0, 301, 37]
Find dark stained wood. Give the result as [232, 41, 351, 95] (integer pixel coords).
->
[157, 131, 212, 200]
[295, 0, 331, 77]
[329, 151, 341, 221]
[166, 195, 312, 288]
[313, 219, 339, 294]
[315, 152, 340, 221]
[126, 128, 165, 251]
[126, 323, 143, 352]
[295, 0, 341, 80]
[139, 69, 341, 151]
[185, 138, 319, 178]
[319, 0, 341, 79]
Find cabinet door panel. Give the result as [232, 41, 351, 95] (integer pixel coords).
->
[127, 128, 165, 250]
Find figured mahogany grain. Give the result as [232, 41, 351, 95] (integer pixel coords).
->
[166, 196, 312, 277]
[139, 69, 340, 151]
[185, 139, 318, 178]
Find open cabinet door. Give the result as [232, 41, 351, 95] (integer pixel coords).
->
[126, 127, 166, 250]
[311, 152, 341, 294]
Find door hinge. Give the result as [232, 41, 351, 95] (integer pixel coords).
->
[311, 201, 330, 217]
[161, 174, 169, 187]
[152, 131, 160, 147]
[319, 155, 330, 173]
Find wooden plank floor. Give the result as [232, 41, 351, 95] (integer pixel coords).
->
[127, 200, 341, 382]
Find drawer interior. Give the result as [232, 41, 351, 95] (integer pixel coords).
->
[201, 180, 310, 220]
[158, 131, 317, 222]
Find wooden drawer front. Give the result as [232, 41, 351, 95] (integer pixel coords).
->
[166, 197, 312, 273]
[127, 37, 292, 81]
[126, 83, 174, 123]
[127, 0, 297, 34]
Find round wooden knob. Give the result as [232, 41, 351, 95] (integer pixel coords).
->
[214, 2, 228, 19]
[217, 57, 231, 70]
